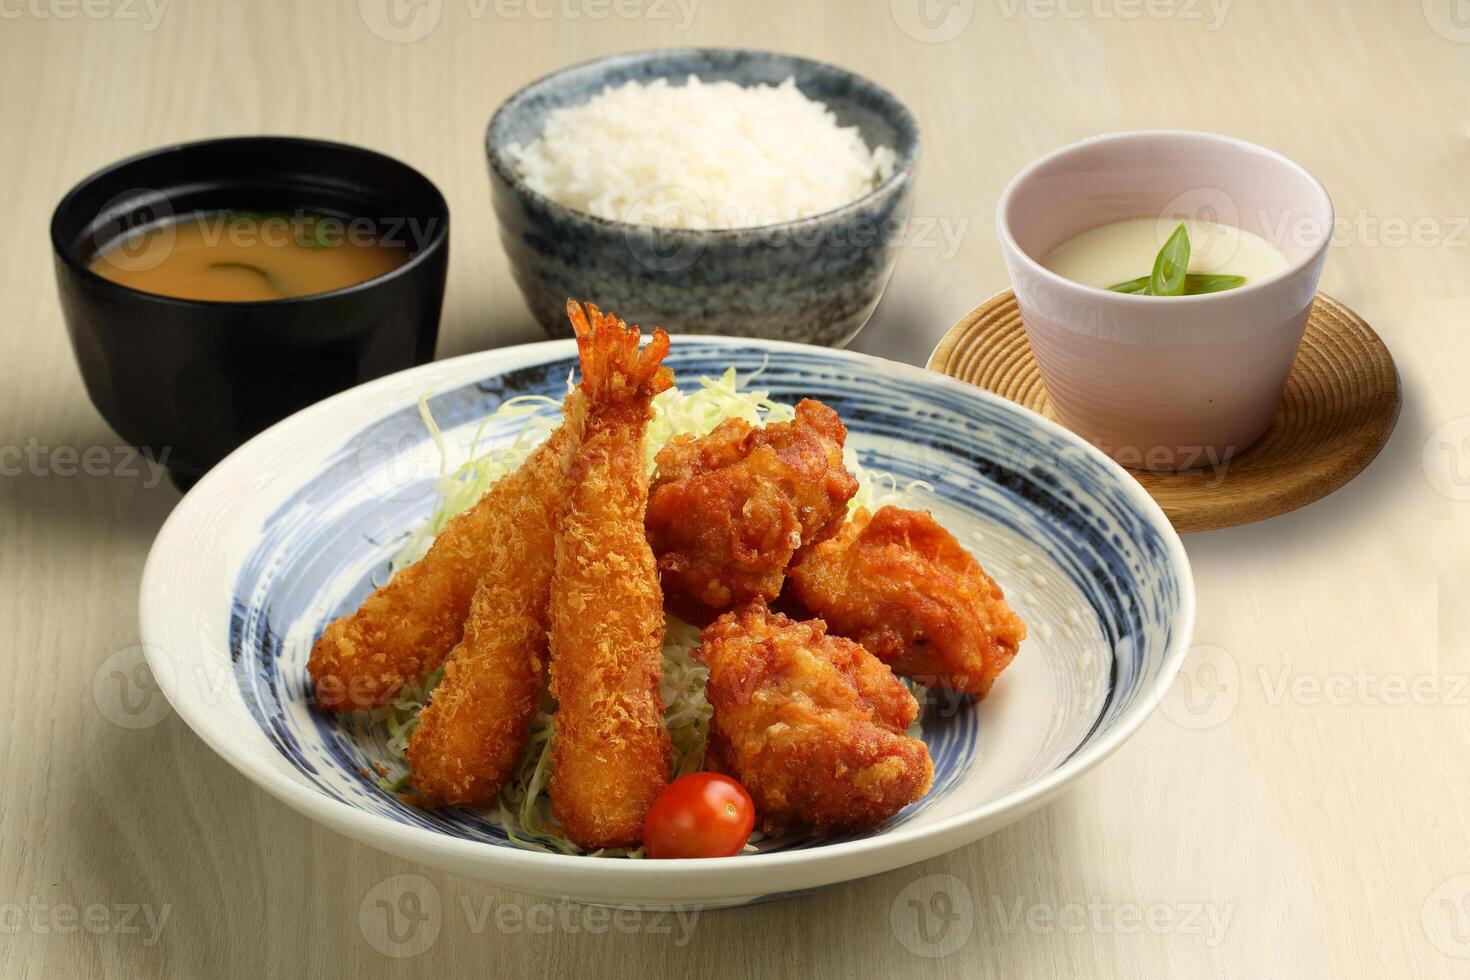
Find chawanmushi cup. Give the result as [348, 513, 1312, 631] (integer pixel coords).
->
[996, 131, 1333, 471]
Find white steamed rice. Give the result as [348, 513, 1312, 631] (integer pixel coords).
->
[506, 76, 897, 230]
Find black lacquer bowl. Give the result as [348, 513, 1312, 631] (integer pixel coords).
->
[51, 136, 449, 489]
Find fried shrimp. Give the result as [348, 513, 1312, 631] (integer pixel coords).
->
[307, 396, 586, 711]
[645, 399, 858, 625]
[788, 506, 1027, 697]
[548, 302, 674, 850]
[699, 601, 933, 835]
[403, 340, 593, 808]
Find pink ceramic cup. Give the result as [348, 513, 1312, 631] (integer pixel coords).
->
[996, 131, 1333, 472]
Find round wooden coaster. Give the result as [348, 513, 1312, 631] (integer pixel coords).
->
[927, 291, 1401, 533]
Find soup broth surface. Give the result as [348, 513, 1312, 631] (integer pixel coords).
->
[89, 211, 408, 301]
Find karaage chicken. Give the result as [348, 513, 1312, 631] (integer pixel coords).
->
[787, 506, 1026, 698]
[699, 601, 933, 835]
[645, 399, 858, 625]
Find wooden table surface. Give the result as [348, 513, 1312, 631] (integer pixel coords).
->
[3, 1, 1467, 976]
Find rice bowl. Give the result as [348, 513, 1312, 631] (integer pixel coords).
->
[485, 48, 920, 346]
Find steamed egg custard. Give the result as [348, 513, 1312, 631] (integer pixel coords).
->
[1042, 218, 1288, 293]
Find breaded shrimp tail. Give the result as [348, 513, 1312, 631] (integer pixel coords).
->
[308, 404, 585, 711]
[549, 301, 673, 850]
[406, 392, 589, 807]
[566, 300, 673, 403]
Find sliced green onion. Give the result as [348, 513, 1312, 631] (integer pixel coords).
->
[1149, 223, 1191, 297]
[1183, 273, 1246, 294]
[1107, 275, 1151, 294]
[1107, 272, 1248, 296]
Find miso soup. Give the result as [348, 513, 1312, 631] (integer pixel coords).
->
[88, 210, 410, 302]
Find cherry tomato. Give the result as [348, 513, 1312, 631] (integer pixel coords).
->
[643, 773, 755, 859]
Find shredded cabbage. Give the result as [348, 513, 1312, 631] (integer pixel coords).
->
[354, 366, 921, 855]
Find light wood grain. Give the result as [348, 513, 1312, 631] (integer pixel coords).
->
[2, 1, 1468, 977]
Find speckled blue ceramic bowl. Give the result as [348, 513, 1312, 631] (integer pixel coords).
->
[139, 337, 1194, 909]
[485, 49, 919, 346]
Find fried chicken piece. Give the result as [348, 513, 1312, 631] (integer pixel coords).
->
[788, 506, 1027, 698]
[645, 399, 858, 625]
[404, 317, 597, 807]
[548, 303, 674, 851]
[699, 601, 933, 836]
[308, 395, 586, 711]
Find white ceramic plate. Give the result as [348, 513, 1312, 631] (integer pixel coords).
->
[139, 337, 1194, 908]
